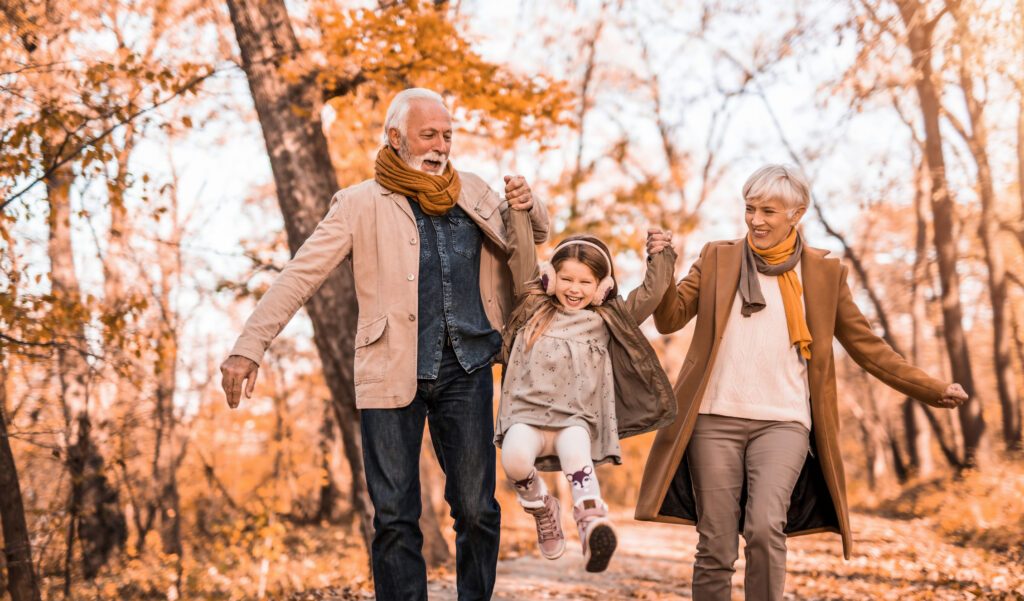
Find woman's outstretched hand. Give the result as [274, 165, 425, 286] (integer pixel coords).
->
[646, 227, 673, 254]
[937, 383, 968, 408]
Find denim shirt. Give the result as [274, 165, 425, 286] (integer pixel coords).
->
[409, 199, 502, 379]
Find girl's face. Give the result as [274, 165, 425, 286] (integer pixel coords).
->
[553, 258, 599, 311]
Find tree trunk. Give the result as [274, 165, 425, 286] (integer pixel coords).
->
[905, 157, 935, 475]
[896, 0, 984, 467]
[1018, 0, 1024, 227]
[314, 399, 342, 523]
[224, 0, 372, 554]
[0, 360, 43, 601]
[46, 154, 126, 580]
[154, 208, 184, 578]
[1019, 86, 1024, 224]
[945, 1, 1021, 452]
[969, 127, 1020, 452]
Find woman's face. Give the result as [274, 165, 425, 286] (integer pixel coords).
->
[553, 258, 599, 311]
[745, 196, 806, 250]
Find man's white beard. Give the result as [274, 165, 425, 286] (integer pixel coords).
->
[398, 136, 448, 175]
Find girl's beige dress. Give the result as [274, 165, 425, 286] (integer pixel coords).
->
[495, 307, 620, 468]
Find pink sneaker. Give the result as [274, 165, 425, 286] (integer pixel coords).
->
[524, 494, 565, 560]
[573, 498, 617, 572]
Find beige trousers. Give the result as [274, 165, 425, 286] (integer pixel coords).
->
[687, 414, 809, 601]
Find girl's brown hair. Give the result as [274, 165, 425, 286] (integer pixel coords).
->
[521, 235, 618, 351]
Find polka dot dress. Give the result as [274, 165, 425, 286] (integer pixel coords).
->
[495, 308, 620, 467]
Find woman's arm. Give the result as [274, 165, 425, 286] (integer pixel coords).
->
[833, 264, 954, 406]
[652, 242, 708, 334]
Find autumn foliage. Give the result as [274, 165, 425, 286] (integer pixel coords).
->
[2, 0, 1024, 600]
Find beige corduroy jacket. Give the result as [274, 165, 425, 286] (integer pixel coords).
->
[229, 172, 549, 409]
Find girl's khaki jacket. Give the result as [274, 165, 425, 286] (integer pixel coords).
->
[633, 239, 949, 558]
[497, 208, 678, 468]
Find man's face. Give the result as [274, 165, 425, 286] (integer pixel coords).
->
[745, 196, 805, 250]
[388, 99, 452, 174]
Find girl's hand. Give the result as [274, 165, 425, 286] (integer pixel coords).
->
[646, 227, 673, 254]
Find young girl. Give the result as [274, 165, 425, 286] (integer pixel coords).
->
[495, 206, 678, 572]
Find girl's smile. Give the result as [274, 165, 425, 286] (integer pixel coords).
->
[554, 259, 599, 311]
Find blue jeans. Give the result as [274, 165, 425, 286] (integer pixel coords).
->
[361, 345, 501, 601]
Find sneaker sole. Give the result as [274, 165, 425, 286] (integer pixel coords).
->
[540, 541, 565, 560]
[584, 523, 617, 572]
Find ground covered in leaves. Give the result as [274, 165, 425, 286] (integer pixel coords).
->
[418, 509, 1024, 600]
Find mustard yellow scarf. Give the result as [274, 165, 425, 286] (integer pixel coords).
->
[374, 145, 461, 216]
[740, 229, 812, 359]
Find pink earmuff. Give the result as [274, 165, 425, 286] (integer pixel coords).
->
[539, 240, 615, 306]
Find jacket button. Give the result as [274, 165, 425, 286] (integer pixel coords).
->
[407, 274, 415, 281]
[409, 238, 416, 244]
[363, 336, 369, 343]
[408, 314, 416, 321]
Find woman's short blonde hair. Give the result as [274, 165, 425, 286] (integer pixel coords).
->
[742, 164, 811, 215]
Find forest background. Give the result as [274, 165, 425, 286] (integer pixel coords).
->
[1, 0, 1023, 599]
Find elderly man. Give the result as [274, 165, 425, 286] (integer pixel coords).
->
[635, 164, 967, 601]
[220, 88, 549, 601]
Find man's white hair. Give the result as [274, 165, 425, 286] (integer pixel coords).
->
[381, 88, 447, 146]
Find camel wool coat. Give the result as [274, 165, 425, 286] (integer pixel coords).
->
[633, 238, 949, 559]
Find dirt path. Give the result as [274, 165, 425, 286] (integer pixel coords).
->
[424, 510, 1024, 600]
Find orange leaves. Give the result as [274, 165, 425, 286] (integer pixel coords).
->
[0, 11, 216, 213]
[308, 0, 573, 148]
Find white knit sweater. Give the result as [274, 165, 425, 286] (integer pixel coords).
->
[700, 264, 812, 430]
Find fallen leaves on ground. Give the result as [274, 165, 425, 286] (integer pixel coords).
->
[418, 509, 1024, 600]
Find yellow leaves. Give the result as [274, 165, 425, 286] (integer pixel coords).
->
[308, 0, 573, 150]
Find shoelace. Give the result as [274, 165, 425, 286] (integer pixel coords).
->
[535, 508, 560, 541]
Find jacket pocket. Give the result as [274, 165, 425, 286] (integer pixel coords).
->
[448, 213, 482, 258]
[354, 314, 388, 384]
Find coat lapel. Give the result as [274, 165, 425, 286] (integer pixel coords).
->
[381, 182, 416, 223]
[714, 241, 742, 335]
[457, 177, 507, 248]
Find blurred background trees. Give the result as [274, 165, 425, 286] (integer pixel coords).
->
[1, 0, 1022, 598]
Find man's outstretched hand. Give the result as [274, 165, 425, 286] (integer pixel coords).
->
[220, 355, 259, 409]
[936, 383, 968, 409]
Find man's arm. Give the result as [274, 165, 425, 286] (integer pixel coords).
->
[221, 190, 354, 408]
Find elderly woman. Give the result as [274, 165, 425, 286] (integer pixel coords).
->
[635, 164, 967, 601]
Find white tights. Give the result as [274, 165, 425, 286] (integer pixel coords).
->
[501, 423, 600, 504]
